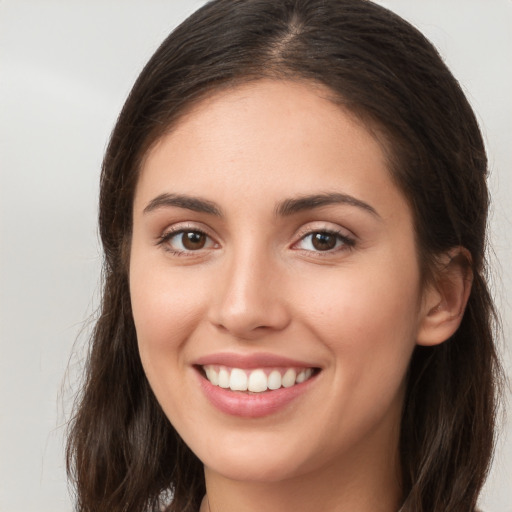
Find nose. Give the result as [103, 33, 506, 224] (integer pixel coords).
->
[208, 247, 291, 340]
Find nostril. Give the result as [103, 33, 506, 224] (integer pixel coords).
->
[207, 268, 291, 337]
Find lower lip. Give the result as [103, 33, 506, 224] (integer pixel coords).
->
[197, 369, 318, 418]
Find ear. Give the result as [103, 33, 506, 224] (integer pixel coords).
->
[416, 247, 473, 347]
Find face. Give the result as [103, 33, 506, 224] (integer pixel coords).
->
[130, 80, 426, 484]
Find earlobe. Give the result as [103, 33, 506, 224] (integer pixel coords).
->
[416, 248, 473, 347]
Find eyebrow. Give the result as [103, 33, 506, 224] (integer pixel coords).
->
[143, 193, 222, 216]
[143, 191, 379, 218]
[275, 192, 380, 218]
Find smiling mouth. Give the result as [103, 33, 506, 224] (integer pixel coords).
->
[199, 365, 319, 393]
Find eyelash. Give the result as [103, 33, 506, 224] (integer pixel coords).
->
[156, 226, 356, 256]
[157, 226, 215, 256]
[292, 228, 356, 255]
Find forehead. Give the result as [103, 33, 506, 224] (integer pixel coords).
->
[134, 79, 408, 225]
[150, 79, 385, 162]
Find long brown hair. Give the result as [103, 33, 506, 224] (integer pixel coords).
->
[67, 1, 502, 511]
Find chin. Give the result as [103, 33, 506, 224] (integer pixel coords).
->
[193, 429, 326, 483]
[205, 453, 307, 483]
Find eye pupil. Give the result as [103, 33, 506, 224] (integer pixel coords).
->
[312, 232, 337, 251]
[182, 231, 206, 250]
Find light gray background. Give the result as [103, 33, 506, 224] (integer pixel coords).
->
[0, 1, 510, 511]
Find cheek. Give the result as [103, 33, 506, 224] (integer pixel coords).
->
[129, 258, 211, 427]
[294, 252, 422, 377]
[295, 262, 421, 442]
[129, 257, 208, 364]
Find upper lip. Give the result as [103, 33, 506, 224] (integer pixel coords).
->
[194, 352, 319, 369]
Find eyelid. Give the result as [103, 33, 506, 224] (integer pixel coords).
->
[291, 223, 356, 253]
[156, 222, 220, 254]
[155, 221, 356, 256]
[293, 222, 355, 241]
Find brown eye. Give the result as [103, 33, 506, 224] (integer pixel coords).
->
[181, 231, 207, 250]
[160, 229, 215, 253]
[311, 232, 338, 251]
[294, 229, 354, 254]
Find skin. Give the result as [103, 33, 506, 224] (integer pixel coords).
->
[129, 80, 466, 512]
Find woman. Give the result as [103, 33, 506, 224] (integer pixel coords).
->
[66, 1, 502, 511]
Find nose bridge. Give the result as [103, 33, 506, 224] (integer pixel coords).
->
[210, 237, 289, 338]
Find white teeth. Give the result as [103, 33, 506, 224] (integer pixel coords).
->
[202, 365, 315, 392]
[205, 366, 219, 385]
[296, 370, 307, 383]
[296, 369, 314, 383]
[248, 369, 267, 393]
[218, 367, 230, 388]
[282, 368, 296, 388]
[267, 370, 282, 390]
[229, 368, 248, 391]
